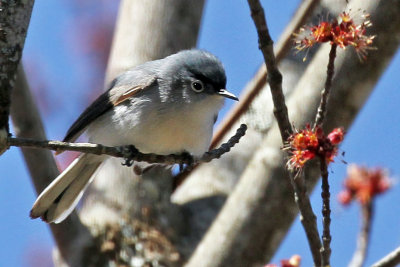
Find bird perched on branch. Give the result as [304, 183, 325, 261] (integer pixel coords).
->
[30, 49, 238, 223]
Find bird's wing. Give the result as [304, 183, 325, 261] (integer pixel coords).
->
[62, 72, 157, 143]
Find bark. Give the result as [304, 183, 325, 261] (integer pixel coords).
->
[0, 0, 34, 151]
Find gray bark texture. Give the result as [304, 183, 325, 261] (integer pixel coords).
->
[0, 0, 33, 148]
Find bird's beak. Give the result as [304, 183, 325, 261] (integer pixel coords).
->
[217, 89, 239, 101]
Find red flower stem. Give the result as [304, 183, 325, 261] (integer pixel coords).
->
[290, 172, 323, 266]
[320, 157, 332, 266]
[247, 1, 323, 266]
[316, 44, 338, 266]
[314, 44, 337, 128]
[349, 201, 374, 267]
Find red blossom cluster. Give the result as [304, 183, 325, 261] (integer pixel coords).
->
[295, 11, 375, 60]
[285, 125, 344, 170]
[265, 255, 301, 267]
[338, 165, 391, 205]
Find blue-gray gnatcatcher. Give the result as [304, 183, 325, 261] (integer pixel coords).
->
[30, 49, 238, 223]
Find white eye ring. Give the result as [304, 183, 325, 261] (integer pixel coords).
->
[191, 80, 204, 92]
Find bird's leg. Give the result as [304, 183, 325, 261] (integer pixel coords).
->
[121, 145, 140, 167]
[178, 151, 194, 172]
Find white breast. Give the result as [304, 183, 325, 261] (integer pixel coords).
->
[87, 95, 224, 156]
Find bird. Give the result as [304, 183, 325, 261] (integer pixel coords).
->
[30, 49, 238, 223]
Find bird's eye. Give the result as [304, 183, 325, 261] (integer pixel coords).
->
[191, 80, 204, 92]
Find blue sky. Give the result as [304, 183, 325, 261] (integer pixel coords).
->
[1, 1, 399, 266]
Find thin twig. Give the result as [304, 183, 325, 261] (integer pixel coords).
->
[247, 1, 322, 266]
[7, 124, 247, 165]
[371, 246, 400, 267]
[247, 0, 292, 141]
[349, 202, 373, 267]
[314, 44, 338, 266]
[290, 172, 323, 266]
[320, 158, 332, 266]
[314, 44, 337, 128]
[211, 0, 320, 148]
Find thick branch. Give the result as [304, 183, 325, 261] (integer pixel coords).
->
[371, 246, 400, 267]
[105, 0, 205, 85]
[0, 0, 34, 133]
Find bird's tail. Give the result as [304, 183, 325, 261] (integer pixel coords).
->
[30, 153, 102, 223]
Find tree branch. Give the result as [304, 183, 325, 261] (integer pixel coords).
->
[371, 246, 400, 267]
[11, 65, 93, 266]
[314, 44, 337, 128]
[0, 0, 34, 152]
[7, 124, 247, 165]
[317, 44, 338, 266]
[211, 0, 320, 148]
[320, 158, 332, 266]
[247, 0, 292, 141]
[289, 171, 323, 266]
[105, 0, 205, 85]
[349, 202, 373, 267]
[247, 1, 322, 265]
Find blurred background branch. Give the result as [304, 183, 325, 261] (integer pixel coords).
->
[371, 246, 400, 267]
[12, 65, 93, 266]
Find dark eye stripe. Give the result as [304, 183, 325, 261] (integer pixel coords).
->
[193, 73, 226, 91]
